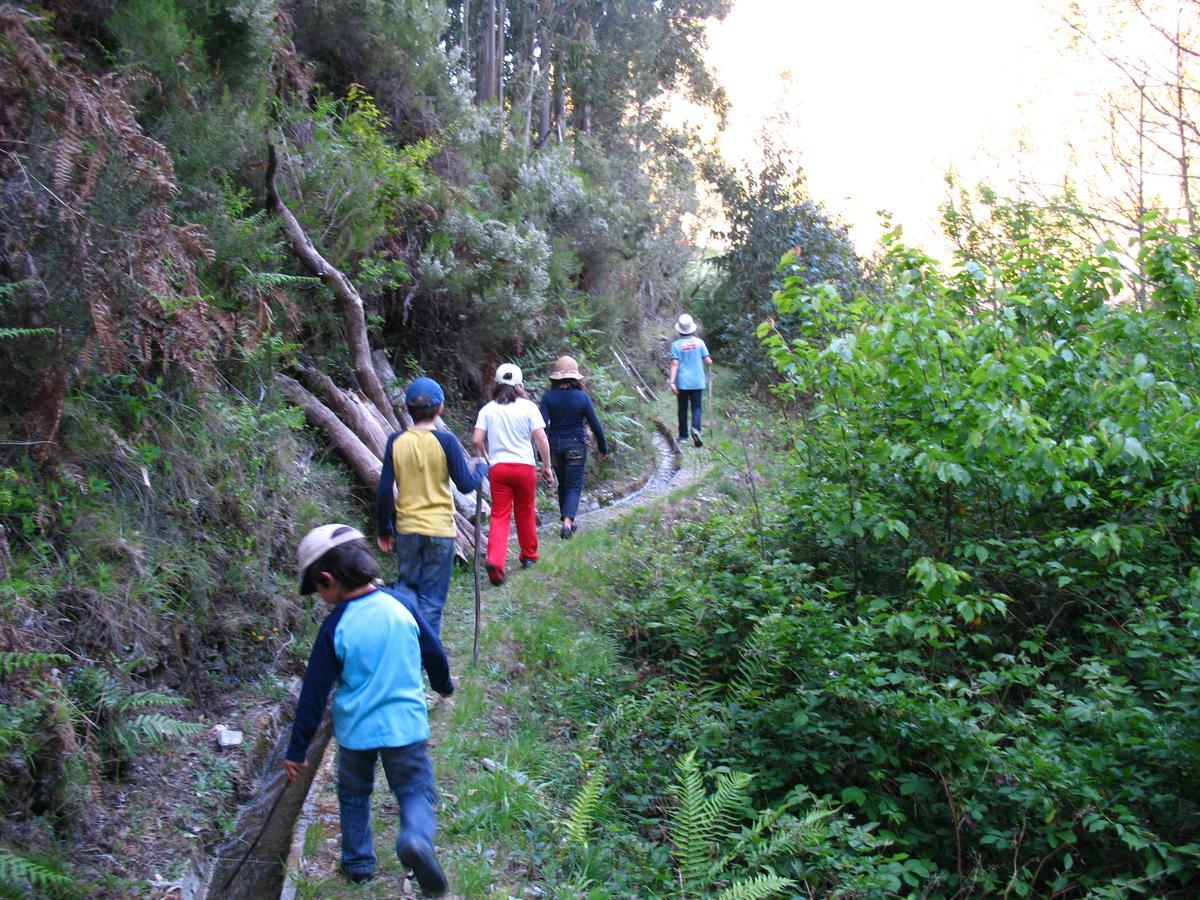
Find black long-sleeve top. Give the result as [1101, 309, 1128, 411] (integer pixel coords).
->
[539, 387, 608, 455]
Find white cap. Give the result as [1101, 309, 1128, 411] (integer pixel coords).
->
[675, 313, 697, 335]
[297, 524, 365, 594]
[495, 363, 523, 386]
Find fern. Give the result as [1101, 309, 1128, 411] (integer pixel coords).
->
[0, 651, 69, 676]
[564, 764, 605, 849]
[240, 269, 320, 289]
[726, 612, 787, 702]
[0, 279, 33, 301]
[0, 327, 54, 341]
[114, 690, 181, 713]
[0, 849, 76, 898]
[669, 751, 813, 899]
[712, 873, 795, 900]
[669, 750, 718, 887]
[64, 668, 200, 772]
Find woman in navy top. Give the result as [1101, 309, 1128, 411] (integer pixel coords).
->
[539, 356, 608, 539]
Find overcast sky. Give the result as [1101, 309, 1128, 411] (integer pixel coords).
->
[698, 0, 1116, 255]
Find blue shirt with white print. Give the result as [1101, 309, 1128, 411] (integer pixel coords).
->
[671, 336, 710, 391]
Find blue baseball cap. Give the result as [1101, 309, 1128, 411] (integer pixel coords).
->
[405, 376, 445, 408]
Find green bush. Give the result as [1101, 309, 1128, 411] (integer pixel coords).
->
[584, 218, 1200, 895]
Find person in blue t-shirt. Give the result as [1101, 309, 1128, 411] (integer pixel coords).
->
[284, 524, 452, 894]
[669, 313, 713, 447]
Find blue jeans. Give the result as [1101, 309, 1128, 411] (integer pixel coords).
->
[550, 440, 587, 521]
[677, 389, 704, 439]
[392, 533, 456, 635]
[337, 742, 438, 877]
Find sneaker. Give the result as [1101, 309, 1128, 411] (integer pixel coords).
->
[398, 838, 448, 896]
[342, 868, 374, 884]
[692, 430, 703, 448]
[560, 523, 573, 540]
[520, 557, 536, 569]
[486, 563, 505, 585]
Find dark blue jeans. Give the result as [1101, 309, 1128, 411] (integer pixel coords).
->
[550, 440, 587, 521]
[392, 533, 456, 635]
[337, 742, 438, 878]
[677, 389, 704, 439]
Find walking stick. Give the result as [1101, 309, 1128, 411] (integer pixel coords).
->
[706, 371, 714, 438]
[472, 486, 483, 666]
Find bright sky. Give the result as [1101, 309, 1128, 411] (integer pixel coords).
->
[699, 0, 1117, 256]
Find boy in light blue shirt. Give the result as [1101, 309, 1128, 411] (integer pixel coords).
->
[669, 313, 713, 447]
[284, 524, 452, 894]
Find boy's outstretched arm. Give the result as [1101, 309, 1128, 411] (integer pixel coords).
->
[283, 613, 343, 781]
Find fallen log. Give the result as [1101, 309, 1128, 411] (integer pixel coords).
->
[276, 374, 381, 487]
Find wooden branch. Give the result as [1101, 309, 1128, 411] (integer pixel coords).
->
[266, 144, 400, 431]
[294, 364, 389, 459]
[275, 374, 382, 487]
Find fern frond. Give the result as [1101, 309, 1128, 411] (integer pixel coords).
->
[670, 751, 718, 887]
[564, 764, 605, 849]
[712, 873, 795, 900]
[243, 270, 321, 289]
[0, 848, 76, 896]
[708, 770, 754, 836]
[0, 279, 34, 301]
[0, 326, 54, 341]
[126, 713, 203, 746]
[727, 613, 786, 701]
[0, 651, 69, 676]
[114, 690, 181, 713]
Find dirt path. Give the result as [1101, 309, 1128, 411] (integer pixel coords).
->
[277, 422, 710, 899]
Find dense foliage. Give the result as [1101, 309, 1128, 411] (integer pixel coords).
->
[0, 0, 718, 887]
[555, 209, 1200, 895]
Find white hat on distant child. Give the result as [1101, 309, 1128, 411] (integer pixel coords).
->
[675, 313, 698, 335]
[495, 363, 524, 386]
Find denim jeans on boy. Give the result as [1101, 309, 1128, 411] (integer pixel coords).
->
[549, 439, 587, 521]
[337, 741, 438, 878]
[392, 533, 456, 635]
[677, 388, 704, 439]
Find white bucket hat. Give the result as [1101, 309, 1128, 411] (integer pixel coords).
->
[495, 363, 524, 386]
[297, 524, 366, 594]
[675, 313, 698, 335]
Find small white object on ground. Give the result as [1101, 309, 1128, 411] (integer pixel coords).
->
[214, 725, 243, 748]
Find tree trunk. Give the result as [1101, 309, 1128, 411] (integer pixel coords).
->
[496, 0, 506, 115]
[266, 145, 400, 432]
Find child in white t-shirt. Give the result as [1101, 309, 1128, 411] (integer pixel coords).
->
[472, 364, 555, 585]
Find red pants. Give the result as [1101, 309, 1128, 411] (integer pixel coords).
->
[486, 463, 538, 573]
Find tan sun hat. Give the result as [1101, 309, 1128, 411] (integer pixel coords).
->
[548, 355, 583, 381]
[675, 313, 698, 335]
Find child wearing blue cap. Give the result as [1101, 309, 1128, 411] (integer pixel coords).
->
[375, 377, 488, 634]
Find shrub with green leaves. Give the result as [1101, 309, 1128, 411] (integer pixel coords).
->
[593, 216, 1200, 895]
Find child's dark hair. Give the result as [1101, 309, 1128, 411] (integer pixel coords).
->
[407, 403, 439, 424]
[492, 383, 520, 404]
[305, 536, 380, 591]
[553, 378, 581, 391]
